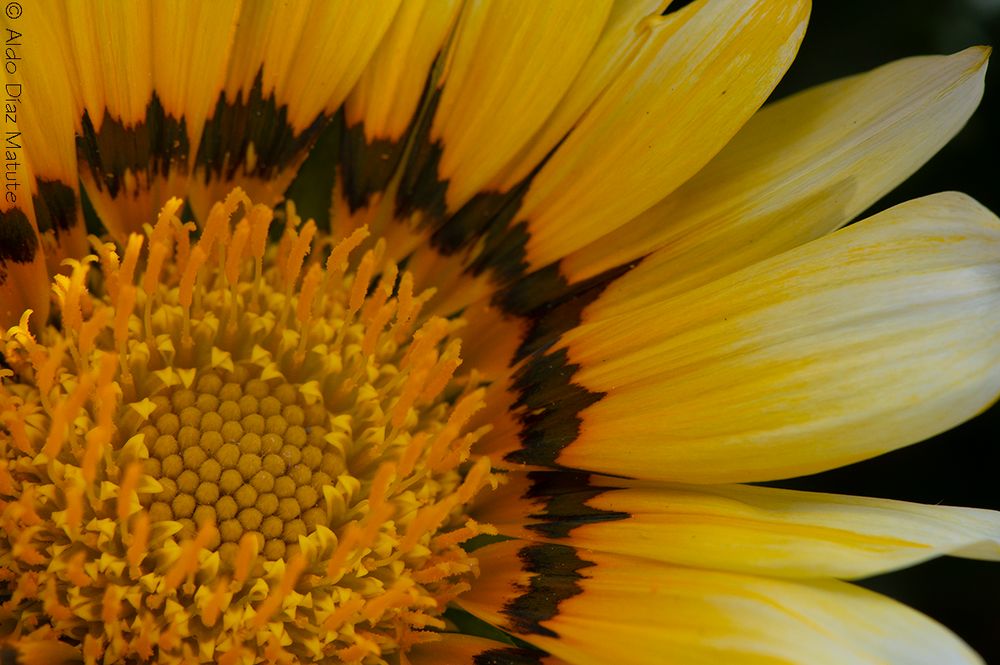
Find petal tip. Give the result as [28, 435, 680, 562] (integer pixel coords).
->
[957, 44, 991, 71]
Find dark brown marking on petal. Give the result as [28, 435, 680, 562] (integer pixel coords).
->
[394, 88, 447, 223]
[428, 138, 567, 286]
[32, 179, 77, 239]
[197, 69, 329, 185]
[498, 260, 640, 360]
[0, 208, 39, 265]
[77, 94, 189, 198]
[398, 154, 539, 284]
[499, 260, 640, 470]
[504, 348, 602, 470]
[339, 122, 407, 214]
[437, 189, 527, 266]
[394, 85, 557, 288]
[522, 471, 628, 539]
[474, 647, 549, 665]
[421, 224, 638, 475]
[663, 0, 699, 15]
[502, 543, 593, 638]
[390, 72, 645, 473]
[400, 155, 534, 278]
[388, 63, 627, 300]
[340, 68, 441, 214]
[0, 207, 38, 287]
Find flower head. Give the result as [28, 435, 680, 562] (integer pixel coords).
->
[1, 2, 1000, 664]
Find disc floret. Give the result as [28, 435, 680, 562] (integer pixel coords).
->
[0, 191, 496, 664]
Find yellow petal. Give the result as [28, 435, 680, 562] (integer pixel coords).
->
[516, 0, 809, 271]
[406, 634, 567, 665]
[65, 0, 240, 239]
[0, 203, 49, 329]
[0, 83, 49, 327]
[477, 472, 1000, 579]
[504, 192, 1000, 482]
[339, 0, 463, 211]
[152, 2, 242, 153]
[189, 0, 401, 218]
[401, 0, 613, 214]
[65, 1, 153, 127]
[489, 0, 671, 191]
[462, 541, 983, 665]
[563, 46, 991, 287]
[9, 1, 88, 270]
[218, 0, 401, 134]
[345, 0, 462, 143]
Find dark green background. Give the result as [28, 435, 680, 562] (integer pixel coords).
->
[768, 1, 1000, 660]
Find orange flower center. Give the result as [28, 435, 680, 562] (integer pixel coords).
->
[0, 190, 495, 663]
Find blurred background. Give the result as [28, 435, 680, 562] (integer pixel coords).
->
[767, 0, 1000, 660]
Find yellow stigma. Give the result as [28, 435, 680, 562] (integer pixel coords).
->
[0, 191, 496, 664]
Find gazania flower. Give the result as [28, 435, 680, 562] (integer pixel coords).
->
[1, 1, 999, 663]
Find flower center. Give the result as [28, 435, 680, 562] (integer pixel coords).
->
[0, 190, 495, 663]
[139, 368, 341, 563]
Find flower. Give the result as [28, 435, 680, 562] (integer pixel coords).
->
[1, 1, 999, 664]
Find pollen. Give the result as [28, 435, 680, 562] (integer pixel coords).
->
[0, 191, 496, 664]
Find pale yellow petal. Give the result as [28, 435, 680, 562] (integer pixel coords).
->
[506, 193, 1000, 482]
[463, 541, 983, 665]
[517, 0, 809, 271]
[477, 473, 1000, 579]
[563, 47, 990, 286]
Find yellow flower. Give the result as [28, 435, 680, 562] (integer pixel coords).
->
[1, 2, 998, 664]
